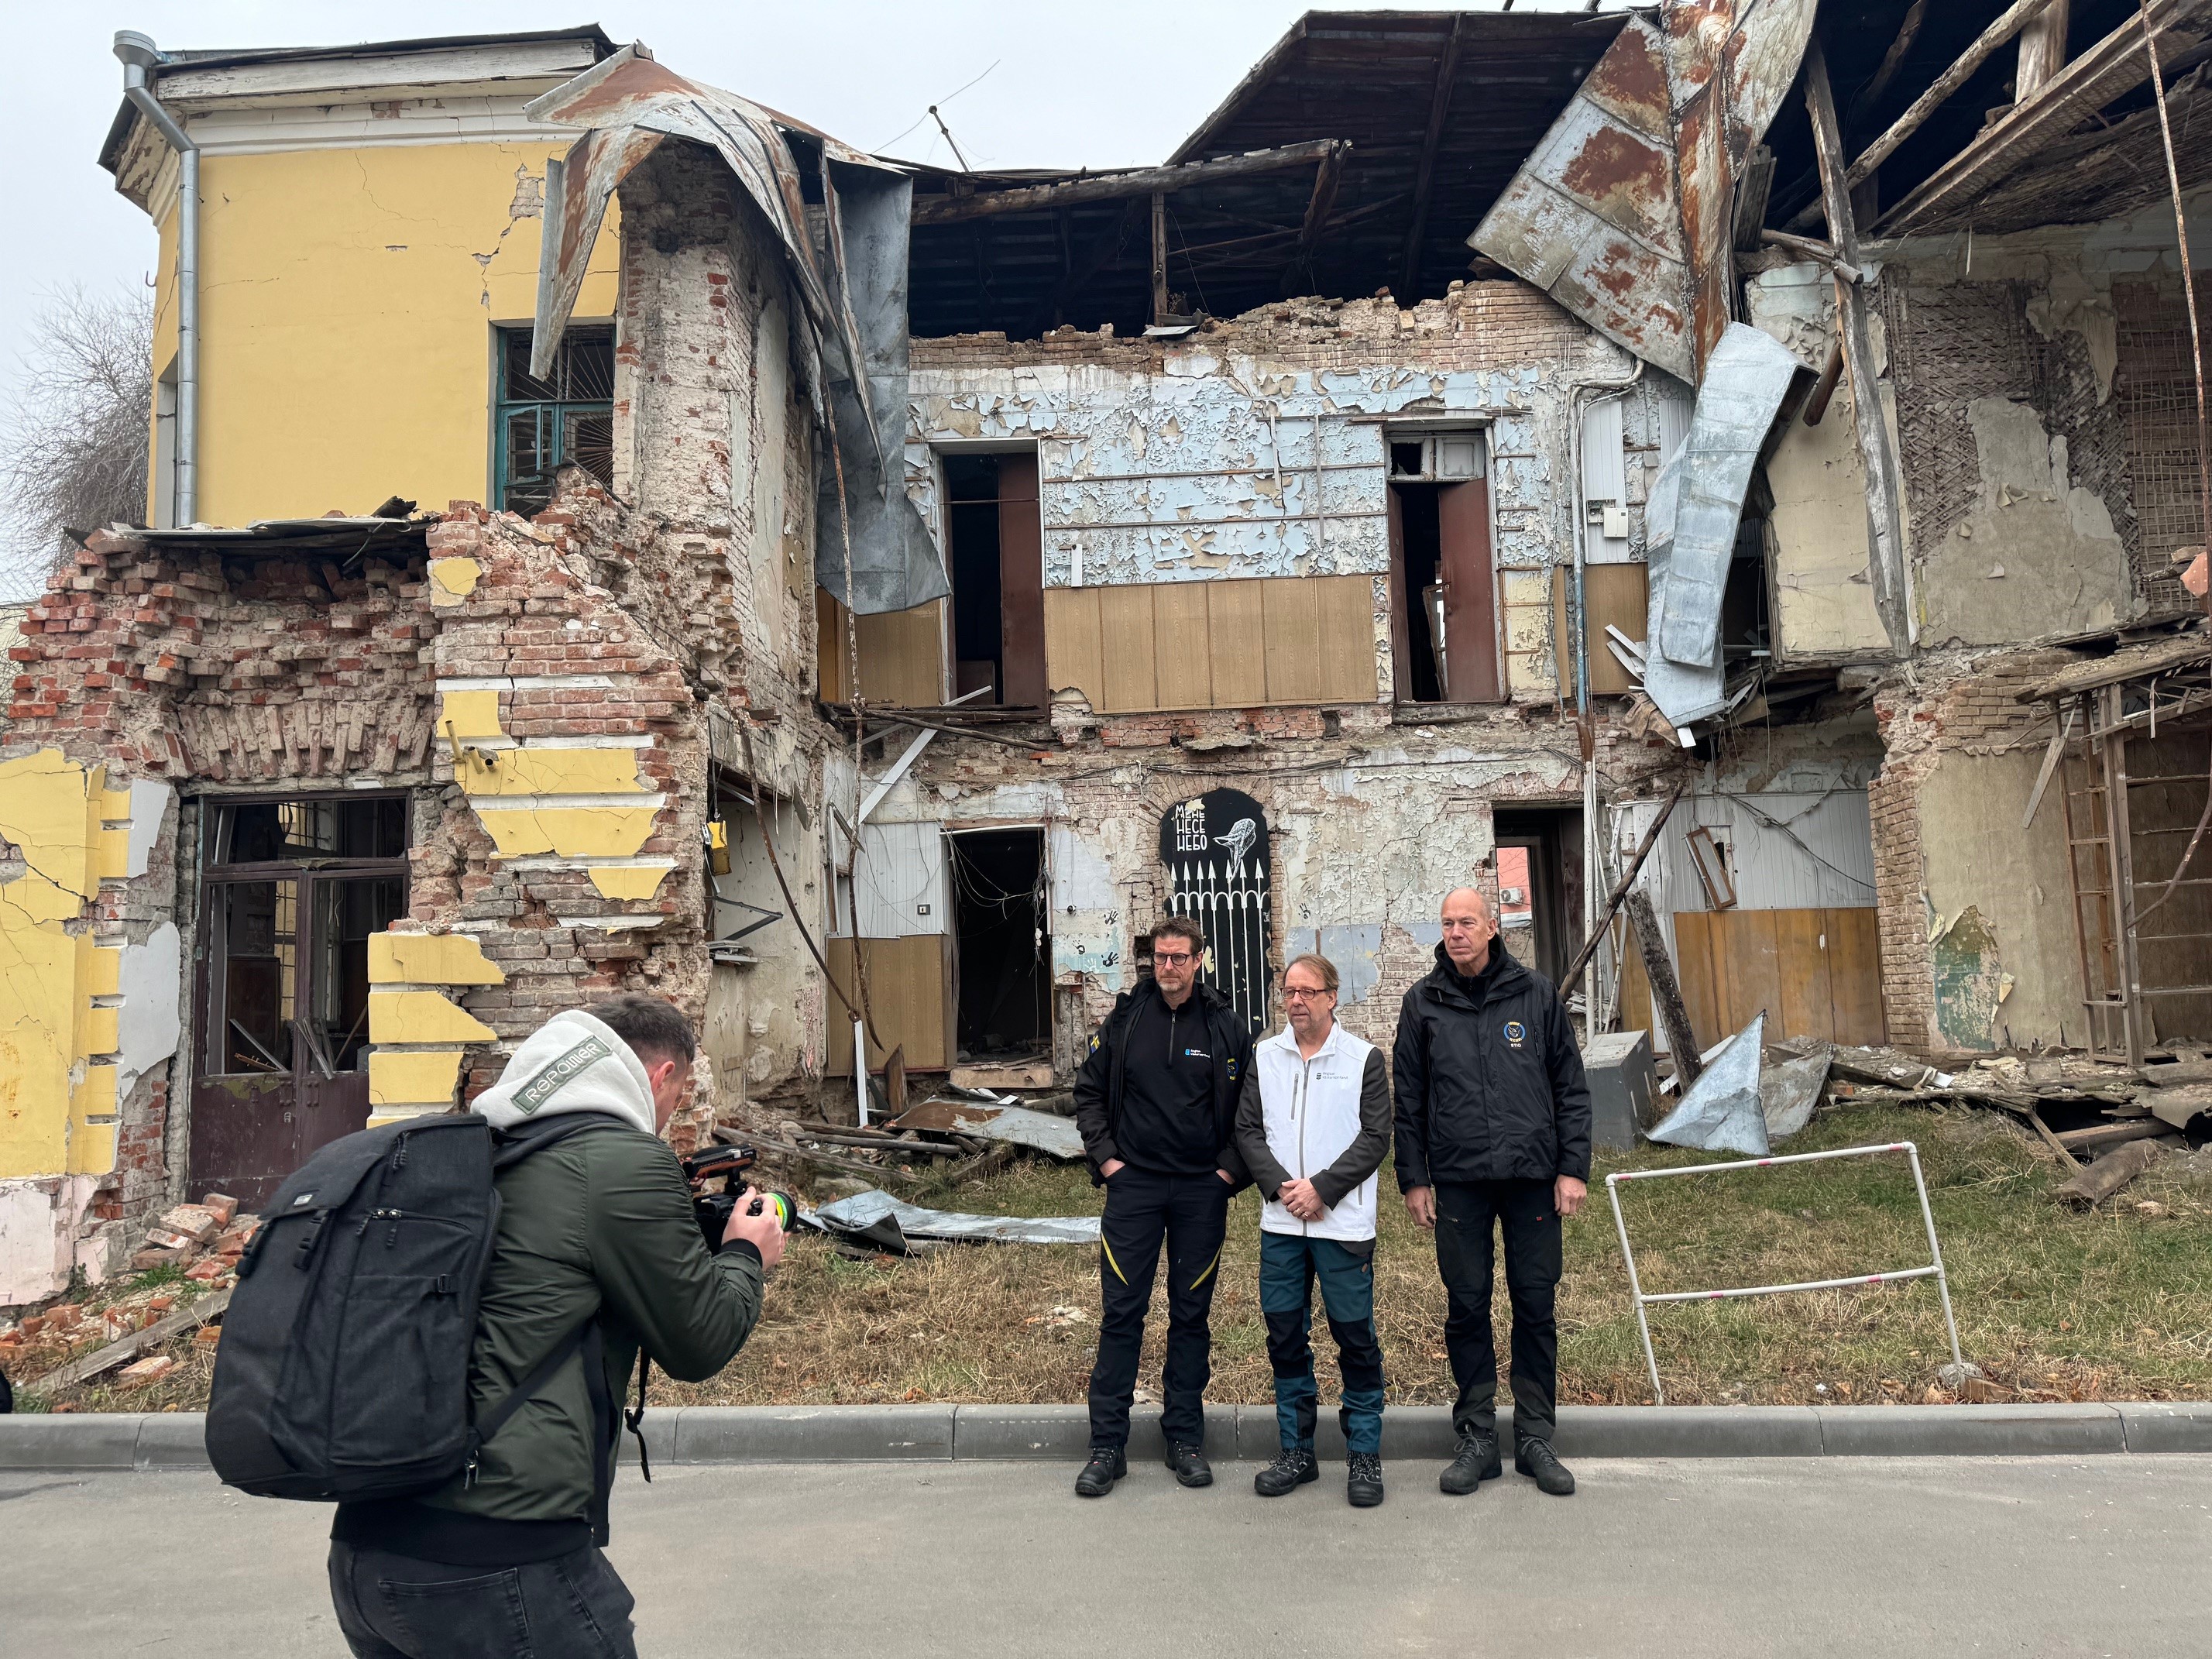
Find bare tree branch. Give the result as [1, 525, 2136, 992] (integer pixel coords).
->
[1, 285, 153, 599]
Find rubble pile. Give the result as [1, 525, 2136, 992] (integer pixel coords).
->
[130, 1191, 259, 1279]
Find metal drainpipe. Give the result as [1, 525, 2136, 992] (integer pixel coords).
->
[1565, 356, 1645, 1023]
[115, 32, 198, 527]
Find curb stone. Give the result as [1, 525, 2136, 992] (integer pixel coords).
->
[5, 1401, 2210, 1470]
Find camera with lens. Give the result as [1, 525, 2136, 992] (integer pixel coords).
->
[680, 1143, 796, 1249]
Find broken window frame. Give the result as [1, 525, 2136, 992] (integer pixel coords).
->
[937, 445, 1048, 709]
[492, 322, 615, 516]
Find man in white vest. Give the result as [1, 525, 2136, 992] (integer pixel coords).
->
[1235, 952, 1393, 1506]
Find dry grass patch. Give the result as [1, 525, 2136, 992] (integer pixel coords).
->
[661, 1103, 2212, 1410]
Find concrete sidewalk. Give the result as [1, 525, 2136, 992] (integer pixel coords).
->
[4, 1456, 2208, 1657]
[5, 1399, 2211, 1470]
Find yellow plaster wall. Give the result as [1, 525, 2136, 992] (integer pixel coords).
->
[0, 753, 130, 1179]
[364, 932, 508, 1125]
[149, 142, 620, 527]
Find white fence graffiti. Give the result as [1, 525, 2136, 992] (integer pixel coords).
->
[1167, 854, 1272, 1038]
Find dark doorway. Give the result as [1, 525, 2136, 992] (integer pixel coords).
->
[950, 829, 1049, 1061]
[191, 795, 409, 1208]
[1493, 807, 1585, 987]
[1387, 433, 1500, 704]
[944, 452, 1046, 706]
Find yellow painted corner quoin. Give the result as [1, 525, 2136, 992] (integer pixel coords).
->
[471, 805, 665, 860]
[368, 1049, 467, 1109]
[368, 991, 499, 1046]
[0, 751, 127, 1180]
[366, 932, 507, 987]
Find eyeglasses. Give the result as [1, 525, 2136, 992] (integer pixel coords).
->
[1153, 950, 1196, 967]
[1283, 987, 1332, 1001]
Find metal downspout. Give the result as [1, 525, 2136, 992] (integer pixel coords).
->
[1566, 356, 1644, 1025]
[116, 32, 198, 527]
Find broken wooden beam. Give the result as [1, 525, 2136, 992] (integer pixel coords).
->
[24, 1287, 232, 1396]
[1623, 890, 1702, 1087]
[1805, 36, 1911, 658]
[1845, 0, 2059, 189]
[2053, 1135, 2169, 1207]
[2054, 1118, 2170, 1155]
[1559, 778, 1688, 1000]
[1400, 12, 1465, 293]
[1879, 0, 2212, 235]
[912, 141, 1345, 225]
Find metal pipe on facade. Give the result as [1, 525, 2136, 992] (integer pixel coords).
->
[1565, 356, 1644, 1022]
[115, 31, 198, 527]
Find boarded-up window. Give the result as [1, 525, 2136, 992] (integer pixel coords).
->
[1042, 574, 1374, 713]
[816, 591, 946, 707]
[944, 452, 1046, 706]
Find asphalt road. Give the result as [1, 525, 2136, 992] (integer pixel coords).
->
[5, 1455, 2208, 1657]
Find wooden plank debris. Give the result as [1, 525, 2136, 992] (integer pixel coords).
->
[26, 1287, 232, 1396]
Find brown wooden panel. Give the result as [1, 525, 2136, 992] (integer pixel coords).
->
[997, 455, 1047, 707]
[1042, 586, 1105, 707]
[1097, 584, 1159, 713]
[856, 601, 945, 707]
[1670, 910, 1722, 1055]
[1585, 564, 1650, 697]
[1152, 582, 1214, 710]
[1720, 909, 1782, 1034]
[1317, 575, 1379, 703]
[825, 935, 954, 1076]
[1437, 479, 1501, 702]
[1262, 575, 1324, 703]
[1387, 489, 1413, 704]
[1772, 907, 1836, 1042]
[1822, 907, 1887, 1046]
[816, 588, 850, 704]
[1207, 579, 1267, 706]
[1619, 927, 1652, 1036]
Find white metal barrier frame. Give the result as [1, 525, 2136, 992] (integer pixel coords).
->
[1606, 1141, 1965, 1405]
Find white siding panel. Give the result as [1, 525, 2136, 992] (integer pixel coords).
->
[854, 821, 948, 938]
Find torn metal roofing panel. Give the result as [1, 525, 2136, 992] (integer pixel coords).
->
[1470, 0, 1812, 383]
[1643, 322, 1802, 728]
[526, 43, 944, 613]
[1647, 1012, 1771, 1156]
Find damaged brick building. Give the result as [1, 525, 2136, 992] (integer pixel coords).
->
[9, 3, 2212, 1302]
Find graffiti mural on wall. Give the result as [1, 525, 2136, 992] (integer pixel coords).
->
[1161, 789, 1272, 1037]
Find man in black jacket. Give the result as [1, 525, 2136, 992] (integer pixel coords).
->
[1071, 915, 1253, 1497]
[1395, 887, 1592, 1499]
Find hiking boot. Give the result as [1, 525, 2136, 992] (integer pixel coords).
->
[1165, 1441, 1214, 1488]
[1346, 1451, 1386, 1509]
[1515, 1437, 1576, 1496]
[1074, 1447, 1126, 1497]
[1438, 1429, 1501, 1496]
[1253, 1448, 1319, 1497]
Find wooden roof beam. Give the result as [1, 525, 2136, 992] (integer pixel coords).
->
[1400, 12, 1467, 294]
[912, 140, 1347, 226]
[1879, 0, 2212, 234]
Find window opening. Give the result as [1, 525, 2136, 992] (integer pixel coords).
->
[950, 829, 1050, 1061]
[1495, 809, 1585, 985]
[1388, 430, 1499, 704]
[943, 451, 1046, 706]
[706, 770, 788, 957]
[495, 325, 614, 516]
[193, 792, 411, 1209]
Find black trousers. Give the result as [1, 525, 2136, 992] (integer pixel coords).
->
[1434, 1177, 1563, 1443]
[1087, 1165, 1231, 1450]
[328, 1541, 637, 1658]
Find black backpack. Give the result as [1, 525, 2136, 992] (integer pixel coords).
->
[206, 1111, 617, 1503]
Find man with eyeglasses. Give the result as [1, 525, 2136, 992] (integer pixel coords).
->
[1395, 886, 1592, 1499]
[1235, 952, 1392, 1506]
[1071, 915, 1255, 1498]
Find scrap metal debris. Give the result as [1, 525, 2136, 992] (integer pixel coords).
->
[888, 1099, 1084, 1161]
[1647, 1012, 1771, 1155]
[805, 1188, 1101, 1253]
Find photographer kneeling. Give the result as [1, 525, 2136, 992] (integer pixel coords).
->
[328, 994, 783, 1658]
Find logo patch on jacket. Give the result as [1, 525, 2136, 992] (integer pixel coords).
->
[1503, 1020, 1527, 1049]
[1183, 1047, 1211, 1060]
[1226, 1058, 1239, 1080]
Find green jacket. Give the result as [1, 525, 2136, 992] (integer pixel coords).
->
[421, 1118, 763, 1526]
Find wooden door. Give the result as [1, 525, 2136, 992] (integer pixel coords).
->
[191, 877, 304, 1211]
[998, 454, 1047, 707]
[1386, 488, 1413, 704]
[1437, 479, 1502, 702]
